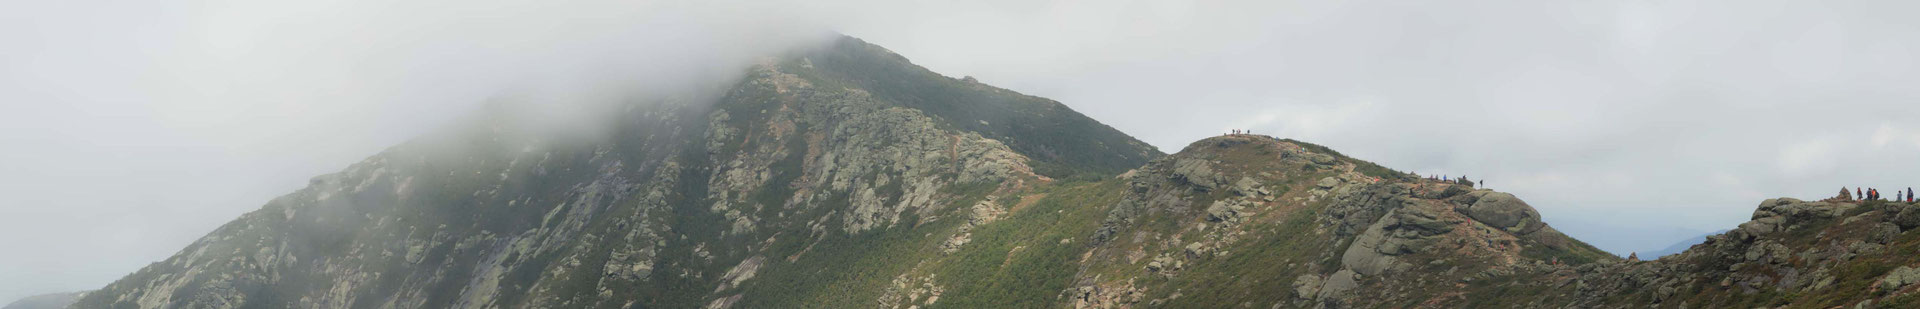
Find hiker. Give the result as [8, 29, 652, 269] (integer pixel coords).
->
[1909, 187, 1914, 202]
[1859, 188, 1864, 200]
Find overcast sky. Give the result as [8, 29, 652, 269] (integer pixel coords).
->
[3, 0, 1917, 303]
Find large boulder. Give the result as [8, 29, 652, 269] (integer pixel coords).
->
[1316, 270, 1360, 300]
[1465, 192, 1544, 235]
[1737, 216, 1786, 235]
[1308, 153, 1338, 165]
[1752, 197, 1804, 219]
[1317, 177, 1340, 189]
[1880, 266, 1920, 290]
[1894, 206, 1920, 230]
[1292, 275, 1323, 300]
[1341, 209, 1420, 276]
[1170, 158, 1225, 191]
[1231, 177, 1265, 196]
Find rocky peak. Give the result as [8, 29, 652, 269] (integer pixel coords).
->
[789, 36, 1163, 178]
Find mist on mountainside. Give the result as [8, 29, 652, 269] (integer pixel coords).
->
[0, 0, 841, 302]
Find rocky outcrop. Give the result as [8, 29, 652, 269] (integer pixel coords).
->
[1881, 266, 1920, 290]
[1073, 135, 1616, 308]
[1170, 158, 1226, 191]
[1462, 191, 1544, 235]
[941, 198, 1007, 253]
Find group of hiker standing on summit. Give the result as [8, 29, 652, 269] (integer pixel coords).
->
[1846, 187, 1915, 202]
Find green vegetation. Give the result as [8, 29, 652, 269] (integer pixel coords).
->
[1153, 201, 1337, 308]
[1280, 138, 1401, 179]
[930, 181, 1122, 307]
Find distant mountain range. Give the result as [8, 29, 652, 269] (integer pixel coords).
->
[3, 291, 82, 309]
[1640, 230, 1728, 260]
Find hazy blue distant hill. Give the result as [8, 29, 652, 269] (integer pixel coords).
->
[3, 291, 83, 309]
[1641, 230, 1726, 260]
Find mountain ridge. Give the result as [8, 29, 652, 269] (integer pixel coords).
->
[70, 35, 1920, 309]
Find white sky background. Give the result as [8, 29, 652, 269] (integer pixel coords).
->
[3, 0, 1918, 302]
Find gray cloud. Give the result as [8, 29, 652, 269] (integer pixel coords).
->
[3, 0, 1918, 302]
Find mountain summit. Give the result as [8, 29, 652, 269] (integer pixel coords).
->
[74, 36, 1920, 308]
